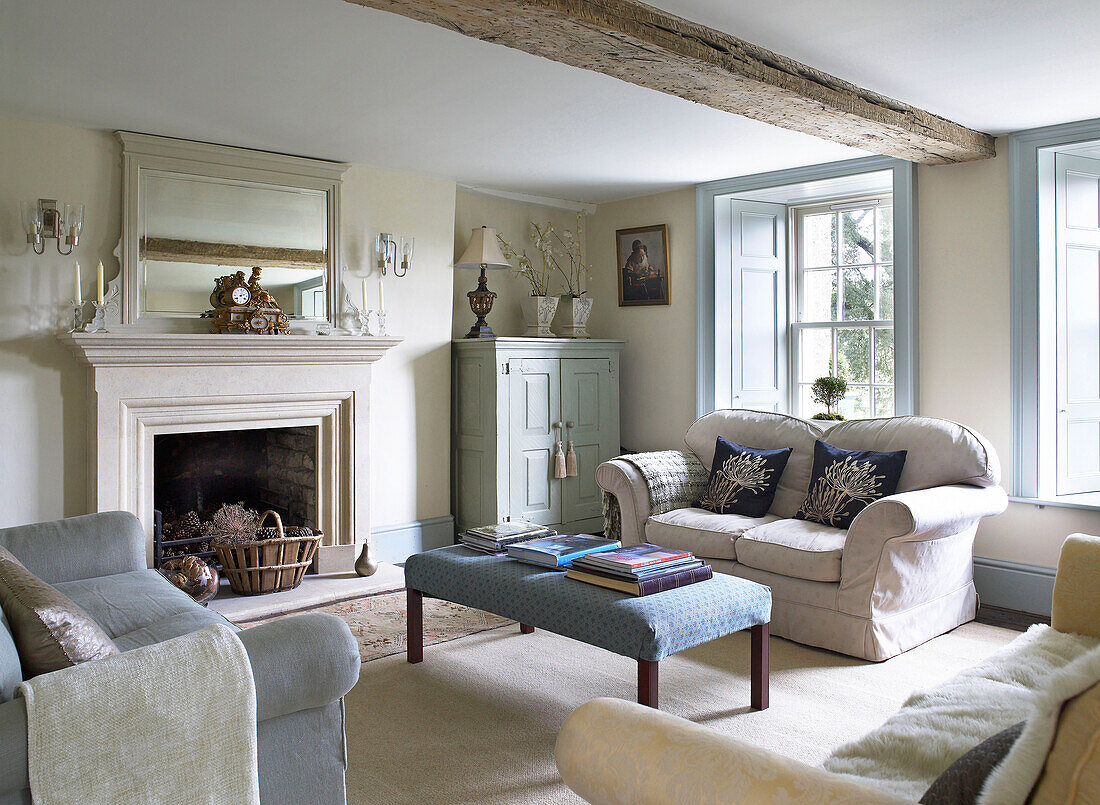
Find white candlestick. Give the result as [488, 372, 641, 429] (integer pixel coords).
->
[362, 278, 369, 311]
[378, 277, 385, 313]
[96, 261, 104, 304]
[74, 264, 82, 305]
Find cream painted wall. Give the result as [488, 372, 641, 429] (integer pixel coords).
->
[586, 188, 698, 452]
[578, 148, 1100, 569]
[452, 188, 581, 339]
[0, 115, 457, 550]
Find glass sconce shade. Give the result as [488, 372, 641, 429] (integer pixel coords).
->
[63, 203, 84, 241]
[400, 236, 414, 273]
[20, 201, 42, 236]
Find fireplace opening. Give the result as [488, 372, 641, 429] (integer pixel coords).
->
[153, 426, 318, 568]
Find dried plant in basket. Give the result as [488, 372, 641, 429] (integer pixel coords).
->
[207, 503, 260, 546]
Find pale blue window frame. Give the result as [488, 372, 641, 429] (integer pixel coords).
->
[1009, 116, 1100, 506]
[696, 156, 918, 418]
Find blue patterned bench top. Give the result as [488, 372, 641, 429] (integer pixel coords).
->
[404, 546, 771, 662]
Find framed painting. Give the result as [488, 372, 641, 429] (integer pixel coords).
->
[616, 224, 670, 306]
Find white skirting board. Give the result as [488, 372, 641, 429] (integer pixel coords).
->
[371, 515, 455, 564]
[973, 556, 1056, 617]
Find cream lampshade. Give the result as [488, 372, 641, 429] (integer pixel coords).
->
[456, 226, 511, 338]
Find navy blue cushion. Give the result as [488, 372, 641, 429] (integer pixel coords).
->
[699, 438, 792, 518]
[795, 440, 907, 529]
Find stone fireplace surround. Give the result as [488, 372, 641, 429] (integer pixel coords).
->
[62, 332, 401, 572]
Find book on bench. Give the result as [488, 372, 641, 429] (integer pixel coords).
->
[505, 534, 621, 567]
[566, 563, 714, 596]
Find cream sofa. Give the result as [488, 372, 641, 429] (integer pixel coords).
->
[555, 533, 1100, 805]
[596, 411, 1008, 661]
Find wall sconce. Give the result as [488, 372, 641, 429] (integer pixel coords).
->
[375, 233, 414, 277]
[20, 199, 84, 255]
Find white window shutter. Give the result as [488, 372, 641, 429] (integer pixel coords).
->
[1055, 153, 1100, 494]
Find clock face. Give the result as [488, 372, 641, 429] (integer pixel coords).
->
[249, 314, 270, 332]
[231, 286, 252, 305]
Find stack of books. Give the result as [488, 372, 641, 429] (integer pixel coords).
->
[567, 543, 713, 596]
[505, 534, 621, 568]
[459, 521, 556, 555]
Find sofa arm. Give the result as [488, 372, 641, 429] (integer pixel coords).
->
[839, 485, 1007, 617]
[238, 613, 360, 722]
[0, 512, 146, 584]
[0, 698, 29, 803]
[556, 698, 910, 805]
[1052, 533, 1100, 639]
[595, 459, 653, 545]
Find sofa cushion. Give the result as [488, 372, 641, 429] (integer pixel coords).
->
[795, 440, 907, 529]
[0, 611, 22, 702]
[736, 519, 847, 582]
[54, 569, 227, 643]
[646, 508, 778, 561]
[1029, 679, 1100, 804]
[824, 416, 1000, 491]
[0, 546, 119, 677]
[700, 438, 791, 517]
[685, 409, 824, 518]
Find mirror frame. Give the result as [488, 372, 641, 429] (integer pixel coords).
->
[117, 131, 349, 331]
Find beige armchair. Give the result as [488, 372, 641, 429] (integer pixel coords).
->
[596, 411, 1008, 660]
[556, 534, 1100, 805]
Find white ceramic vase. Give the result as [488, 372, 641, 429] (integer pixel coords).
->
[557, 295, 594, 338]
[520, 295, 559, 337]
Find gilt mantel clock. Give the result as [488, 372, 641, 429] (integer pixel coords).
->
[203, 267, 290, 334]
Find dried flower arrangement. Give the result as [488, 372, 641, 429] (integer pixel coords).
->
[207, 502, 260, 546]
[498, 213, 591, 297]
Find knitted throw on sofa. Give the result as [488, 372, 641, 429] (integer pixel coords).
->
[602, 450, 709, 541]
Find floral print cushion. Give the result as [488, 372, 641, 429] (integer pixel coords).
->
[795, 440, 907, 529]
[699, 438, 792, 518]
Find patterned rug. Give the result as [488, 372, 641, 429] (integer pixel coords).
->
[237, 589, 514, 663]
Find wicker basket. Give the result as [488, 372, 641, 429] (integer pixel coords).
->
[213, 510, 322, 596]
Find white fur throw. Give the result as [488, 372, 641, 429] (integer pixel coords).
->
[822, 624, 1100, 802]
[19, 624, 258, 805]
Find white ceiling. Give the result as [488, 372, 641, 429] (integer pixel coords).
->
[2, 0, 1098, 204]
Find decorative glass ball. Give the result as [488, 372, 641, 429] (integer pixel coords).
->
[159, 556, 219, 605]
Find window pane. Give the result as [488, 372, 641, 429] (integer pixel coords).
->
[877, 205, 893, 263]
[802, 213, 836, 268]
[800, 384, 828, 419]
[800, 328, 833, 383]
[874, 327, 894, 385]
[803, 269, 837, 322]
[842, 266, 875, 321]
[837, 327, 870, 384]
[878, 264, 894, 320]
[841, 208, 876, 265]
[839, 385, 870, 420]
[873, 386, 895, 418]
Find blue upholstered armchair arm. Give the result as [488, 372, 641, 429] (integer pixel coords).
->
[238, 613, 360, 722]
[0, 512, 146, 584]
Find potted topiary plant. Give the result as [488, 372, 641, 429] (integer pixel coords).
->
[810, 375, 848, 421]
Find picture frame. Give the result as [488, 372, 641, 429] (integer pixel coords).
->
[616, 224, 670, 306]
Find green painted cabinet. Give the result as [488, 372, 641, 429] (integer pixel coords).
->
[452, 338, 623, 535]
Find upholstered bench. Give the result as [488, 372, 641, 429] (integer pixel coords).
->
[403, 545, 773, 709]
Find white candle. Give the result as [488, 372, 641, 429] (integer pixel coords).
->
[378, 277, 385, 313]
[362, 279, 369, 311]
[96, 261, 104, 304]
[74, 264, 82, 305]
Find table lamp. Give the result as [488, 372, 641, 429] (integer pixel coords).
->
[456, 226, 511, 338]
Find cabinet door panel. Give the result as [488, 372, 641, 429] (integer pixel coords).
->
[508, 359, 561, 524]
[561, 359, 617, 523]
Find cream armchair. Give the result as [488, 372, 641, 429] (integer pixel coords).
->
[556, 534, 1100, 805]
[596, 411, 1008, 660]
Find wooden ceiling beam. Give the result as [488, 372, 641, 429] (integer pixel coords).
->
[346, 0, 995, 164]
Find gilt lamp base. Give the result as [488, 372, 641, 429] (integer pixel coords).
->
[464, 266, 498, 339]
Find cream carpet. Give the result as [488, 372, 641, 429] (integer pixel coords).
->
[343, 618, 1019, 805]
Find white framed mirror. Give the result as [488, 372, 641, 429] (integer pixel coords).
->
[117, 132, 349, 331]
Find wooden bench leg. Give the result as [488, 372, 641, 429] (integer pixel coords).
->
[751, 622, 769, 710]
[407, 589, 423, 664]
[638, 660, 658, 709]
[520, 623, 534, 634]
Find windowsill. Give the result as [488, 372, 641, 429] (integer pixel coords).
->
[1008, 494, 1100, 513]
